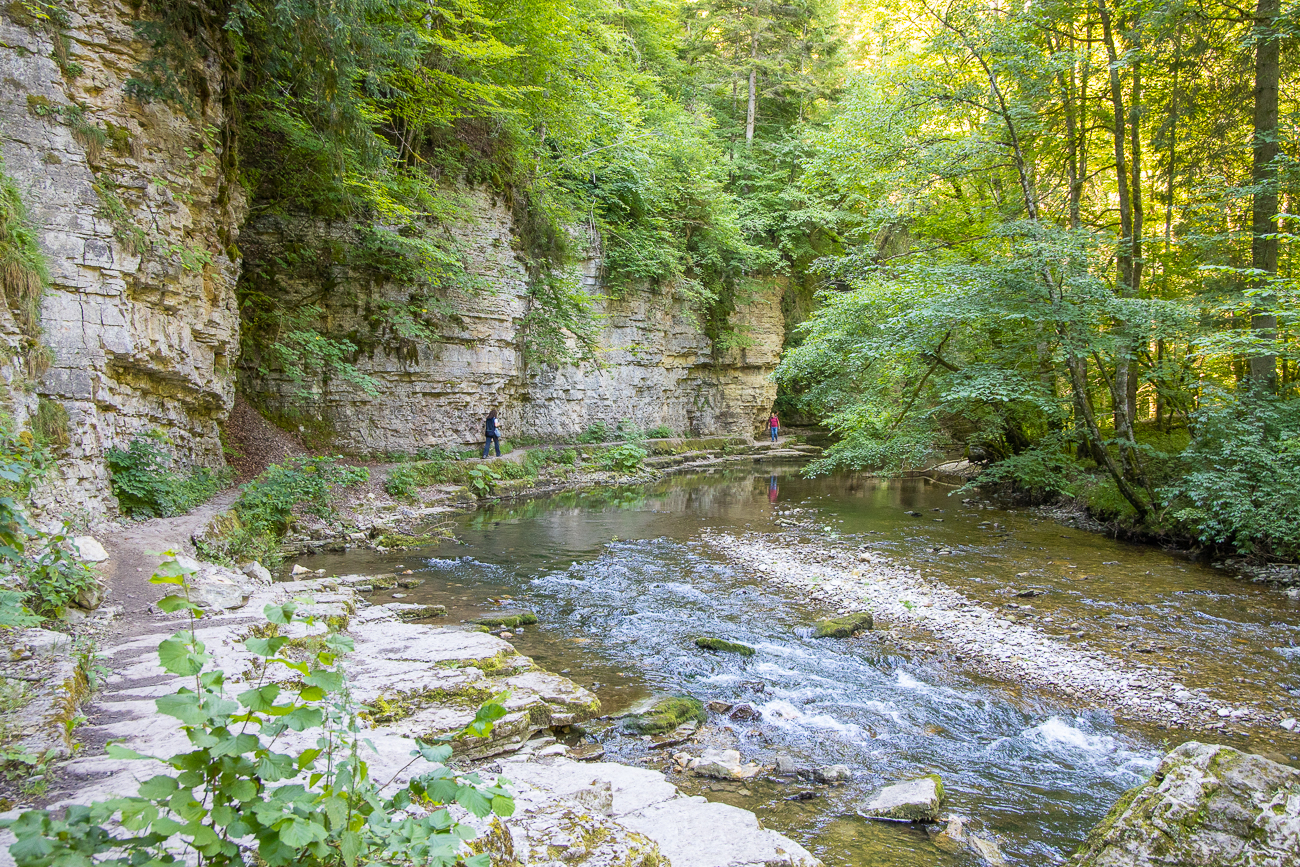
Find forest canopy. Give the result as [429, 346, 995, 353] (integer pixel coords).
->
[133, 0, 1299, 558]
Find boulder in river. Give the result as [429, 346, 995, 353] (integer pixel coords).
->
[695, 636, 756, 656]
[688, 748, 763, 780]
[1073, 741, 1300, 867]
[475, 610, 538, 628]
[813, 764, 852, 784]
[862, 775, 945, 822]
[813, 612, 874, 638]
[625, 696, 707, 735]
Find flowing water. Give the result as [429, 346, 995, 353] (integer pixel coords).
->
[296, 462, 1300, 866]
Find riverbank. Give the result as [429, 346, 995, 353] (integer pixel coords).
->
[1, 559, 822, 867]
[700, 520, 1300, 756]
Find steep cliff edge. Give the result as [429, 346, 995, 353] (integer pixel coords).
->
[235, 198, 782, 454]
[0, 3, 782, 512]
[0, 0, 244, 511]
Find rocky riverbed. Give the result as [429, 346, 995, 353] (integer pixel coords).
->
[0, 563, 820, 867]
[702, 528, 1295, 739]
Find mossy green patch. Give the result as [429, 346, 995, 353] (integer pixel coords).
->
[363, 684, 496, 725]
[694, 636, 755, 656]
[625, 696, 706, 735]
[813, 612, 873, 638]
[476, 611, 538, 628]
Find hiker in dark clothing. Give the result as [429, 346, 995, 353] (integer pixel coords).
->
[482, 410, 501, 458]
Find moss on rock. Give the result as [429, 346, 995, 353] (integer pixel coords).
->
[476, 611, 538, 628]
[813, 612, 873, 638]
[625, 696, 706, 735]
[694, 637, 755, 656]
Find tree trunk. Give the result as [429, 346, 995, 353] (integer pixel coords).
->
[1249, 0, 1280, 389]
[746, 32, 758, 145]
[1098, 0, 1140, 448]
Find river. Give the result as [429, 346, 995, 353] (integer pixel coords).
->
[295, 461, 1300, 866]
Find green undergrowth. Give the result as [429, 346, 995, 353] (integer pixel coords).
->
[196, 457, 368, 566]
[0, 422, 97, 624]
[964, 390, 1300, 559]
[106, 431, 229, 518]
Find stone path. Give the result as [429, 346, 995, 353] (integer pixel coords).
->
[3, 567, 822, 867]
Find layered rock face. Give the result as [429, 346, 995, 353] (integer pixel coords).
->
[0, 2, 244, 510]
[237, 195, 783, 453]
[1074, 741, 1300, 866]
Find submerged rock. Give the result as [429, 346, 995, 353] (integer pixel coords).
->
[695, 636, 756, 656]
[813, 612, 874, 638]
[862, 775, 944, 822]
[625, 696, 707, 735]
[1073, 741, 1300, 867]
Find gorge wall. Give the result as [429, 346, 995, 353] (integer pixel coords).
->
[235, 198, 783, 454]
[0, 1, 244, 512]
[0, 2, 783, 513]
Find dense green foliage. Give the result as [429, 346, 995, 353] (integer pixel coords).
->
[0, 558, 514, 867]
[197, 458, 368, 565]
[777, 0, 1300, 556]
[106, 433, 227, 518]
[0, 425, 97, 624]
[123, 0, 840, 393]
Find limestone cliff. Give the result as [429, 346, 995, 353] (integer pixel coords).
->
[235, 195, 782, 454]
[0, 0, 244, 511]
[0, 2, 783, 512]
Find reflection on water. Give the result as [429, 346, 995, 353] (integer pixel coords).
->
[296, 463, 1300, 866]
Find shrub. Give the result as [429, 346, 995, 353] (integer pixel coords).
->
[22, 530, 99, 619]
[31, 397, 69, 451]
[384, 464, 420, 499]
[1162, 389, 1300, 559]
[466, 464, 498, 497]
[645, 424, 674, 439]
[0, 425, 94, 625]
[599, 443, 647, 474]
[577, 421, 610, 443]
[105, 432, 226, 518]
[0, 556, 515, 867]
[197, 457, 368, 565]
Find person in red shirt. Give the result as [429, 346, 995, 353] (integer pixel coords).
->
[768, 412, 780, 442]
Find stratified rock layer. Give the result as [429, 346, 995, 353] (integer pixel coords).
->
[0, 2, 245, 510]
[236, 206, 783, 453]
[1073, 741, 1300, 866]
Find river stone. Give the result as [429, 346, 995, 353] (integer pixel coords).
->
[695, 636, 756, 656]
[813, 764, 852, 783]
[862, 775, 945, 822]
[688, 748, 763, 780]
[813, 611, 874, 638]
[625, 696, 707, 735]
[239, 561, 273, 584]
[1072, 741, 1300, 867]
[475, 610, 538, 628]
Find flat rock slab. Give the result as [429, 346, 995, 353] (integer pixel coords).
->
[862, 776, 944, 822]
[1073, 741, 1300, 867]
[504, 759, 821, 867]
